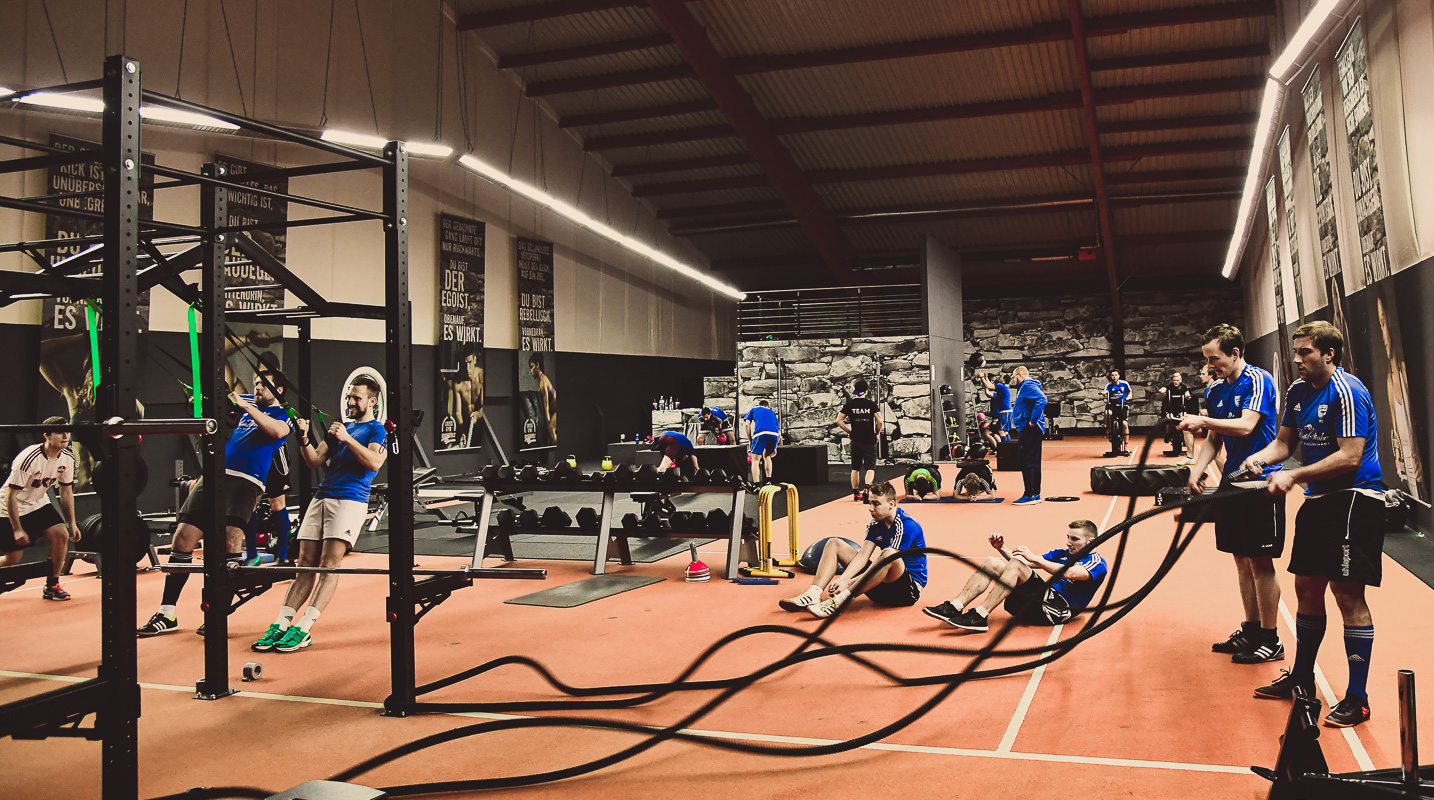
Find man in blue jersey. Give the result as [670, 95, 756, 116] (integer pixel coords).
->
[698, 406, 732, 445]
[1103, 369, 1133, 454]
[652, 431, 699, 473]
[1178, 324, 1286, 665]
[744, 399, 781, 484]
[1242, 322, 1384, 729]
[1010, 366, 1047, 506]
[139, 366, 292, 636]
[252, 374, 388, 653]
[977, 371, 1012, 440]
[778, 481, 925, 618]
[923, 520, 1107, 632]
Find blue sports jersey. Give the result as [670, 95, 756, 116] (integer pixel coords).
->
[745, 405, 779, 435]
[314, 419, 387, 502]
[1011, 379, 1047, 433]
[991, 384, 1012, 429]
[1206, 364, 1281, 480]
[226, 397, 291, 487]
[652, 432, 696, 457]
[1281, 369, 1383, 495]
[864, 508, 927, 586]
[1105, 381, 1132, 404]
[705, 406, 729, 423]
[1040, 548, 1108, 611]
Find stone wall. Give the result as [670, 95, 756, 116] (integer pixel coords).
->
[705, 336, 933, 462]
[964, 288, 1245, 432]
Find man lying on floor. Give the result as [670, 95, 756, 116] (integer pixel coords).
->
[922, 519, 1106, 632]
[778, 481, 927, 617]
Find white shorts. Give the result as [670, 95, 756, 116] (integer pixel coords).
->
[296, 498, 368, 547]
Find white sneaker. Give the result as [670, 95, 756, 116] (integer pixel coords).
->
[779, 591, 820, 612]
[808, 594, 848, 618]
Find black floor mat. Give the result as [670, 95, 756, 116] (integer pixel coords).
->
[504, 575, 664, 608]
[354, 526, 712, 564]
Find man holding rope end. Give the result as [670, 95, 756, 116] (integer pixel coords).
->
[1242, 321, 1384, 729]
[138, 363, 292, 636]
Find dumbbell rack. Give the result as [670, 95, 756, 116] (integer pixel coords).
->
[437, 477, 752, 579]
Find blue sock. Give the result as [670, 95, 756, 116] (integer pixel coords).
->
[1293, 613, 1326, 680]
[1343, 624, 1374, 699]
[244, 510, 260, 560]
[274, 506, 291, 561]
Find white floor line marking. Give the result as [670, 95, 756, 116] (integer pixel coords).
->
[8, 574, 99, 593]
[997, 622, 1064, 753]
[1275, 600, 1376, 771]
[993, 456, 1128, 754]
[0, 669, 1253, 775]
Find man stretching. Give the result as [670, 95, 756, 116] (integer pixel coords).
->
[252, 375, 387, 653]
[139, 368, 291, 635]
[2, 417, 81, 600]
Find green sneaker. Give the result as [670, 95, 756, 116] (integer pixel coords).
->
[251, 624, 286, 652]
[275, 626, 312, 652]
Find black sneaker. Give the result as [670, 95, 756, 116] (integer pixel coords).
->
[1254, 669, 1315, 700]
[1212, 622, 1256, 654]
[1324, 694, 1370, 728]
[137, 612, 178, 637]
[922, 601, 963, 626]
[1232, 638, 1285, 664]
[951, 609, 990, 632]
[853, 490, 864, 502]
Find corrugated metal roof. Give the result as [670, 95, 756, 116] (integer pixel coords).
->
[786, 109, 1088, 169]
[1112, 199, 1239, 233]
[817, 168, 1096, 211]
[458, 4, 662, 56]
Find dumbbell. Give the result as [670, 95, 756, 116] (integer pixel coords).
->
[497, 464, 516, 481]
[518, 465, 540, 483]
[709, 468, 728, 484]
[621, 513, 641, 530]
[480, 465, 500, 483]
[705, 508, 730, 534]
[575, 507, 601, 531]
[636, 464, 658, 483]
[518, 509, 540, 529]
[671, 511, 698, 530]
[496, 509, 517, 529]
[640, 513, 669, 530]
[541, 506, 572, 528]
[613, 464, 637, 484]
[659, 468, 680, 486]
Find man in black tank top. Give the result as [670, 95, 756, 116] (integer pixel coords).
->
[838, 379, 882, 502]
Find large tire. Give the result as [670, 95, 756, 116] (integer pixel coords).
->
[1090, 464, 1190, 496]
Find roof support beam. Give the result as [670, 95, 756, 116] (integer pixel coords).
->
[646, 0, 854, 284]
[529, 1, 1274, 96]
[1104, 166, 1247, 184]
[629, 138, 1249, 194]
[583, 76, 1263, 150]
[1089, 42, 1269, 71]
[1068, 0, 1123, 334]
[459, 0, 658, 30]
[560, 99, 719, 128]
[497, 34, 673, 69]
[610, 153, 757, 177]
[1098, 112, 1257, 134]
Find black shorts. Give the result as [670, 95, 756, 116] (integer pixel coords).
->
[264, 446, 290, 499]
[1, 504, 66, 551]
[850, 438, 877, 473]
[1214, 483, 1286, 557]
[865, 570, 922, 607]
[176, 475, 263, 531]
[1002, 576, 1073, 626]
[1106, 404, 1129, 422]
[1289, 491, 1387, 586]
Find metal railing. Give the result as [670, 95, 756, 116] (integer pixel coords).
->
[738, 284, 922, 340]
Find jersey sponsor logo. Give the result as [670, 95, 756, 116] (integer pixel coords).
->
[1294, 403, 1302, 411]
[1349, 654, 1366, 662]
[1318, 404, 1328, 420]
[1300, 424, 1331, 446]
[1234, 396, 1242, 404]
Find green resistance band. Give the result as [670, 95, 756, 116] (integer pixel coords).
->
[84, 301, 101, 395]
[187, 304, 202, 418]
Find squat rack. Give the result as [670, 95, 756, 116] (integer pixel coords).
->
[0, 55, 418, 799]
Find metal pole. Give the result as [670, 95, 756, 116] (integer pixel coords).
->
[97, 53, 142, 800]
[1400, 669, 1420, 784]
[196, 161, 234, 701]
[296, 319, 313, 542]
[382, 142, 416, 715]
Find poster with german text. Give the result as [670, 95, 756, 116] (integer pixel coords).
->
[515, 236, 556, 453]
[436, 214, 485, 451]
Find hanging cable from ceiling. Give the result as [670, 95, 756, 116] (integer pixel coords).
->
[217, 0, 250, 115]
[40, 0, 69, 82]
[352, 0, 382, 135]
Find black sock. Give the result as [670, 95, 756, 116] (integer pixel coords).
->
[161, 551, 194, 607]
[1261, 627, 1280, 642]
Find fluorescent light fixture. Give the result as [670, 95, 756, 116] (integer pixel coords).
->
[0, 86, 13, 99]
[1222, 79, 1284, 279]
[459, 153, 746, 301]
[321, 129, 452, 159]
[18, 92, 105, 112]
[1269, 0, 1346, 81]
[139, 105, 240, 131]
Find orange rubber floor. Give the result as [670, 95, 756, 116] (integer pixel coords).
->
[3, 436, 1432, 799]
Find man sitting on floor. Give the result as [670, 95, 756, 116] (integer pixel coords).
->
[777, 481, 926, 617]
[922, 519, 1106, 632]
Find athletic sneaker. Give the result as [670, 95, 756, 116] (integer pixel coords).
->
[1012, 495, 1042, 506]
[1324, 694, 1370, 728]
[922, 601, 968, 628]
[1212, 623, 1256, 654]
[252, 624, 286, 652]
[42, 584, 71, 601]
[778, 591, 820, 612]
[1232, 638, 1285, 664]
[808, 596, 846, 619]
[275, 626, 312, 652]
[949, 609, 990, 632]
[853, 491, 864, 502]
[1254, 669, 1315, 700]
[196, 623, 206, 636]
[137, 612, 178, 637]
